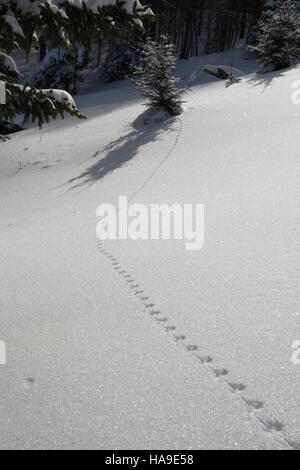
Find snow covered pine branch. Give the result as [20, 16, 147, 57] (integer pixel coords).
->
[0, 1, 154, 128]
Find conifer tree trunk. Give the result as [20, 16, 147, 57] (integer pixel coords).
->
[39, 39, 47, 62]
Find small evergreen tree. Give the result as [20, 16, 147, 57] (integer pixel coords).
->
[101, 30, 144, 82]
[250, 0, 300, 73]
[248, 0, 279, 45]
[131, 36, 185, 116]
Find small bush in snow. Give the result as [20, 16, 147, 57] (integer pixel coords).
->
[30, 47, 84, 93]
[131, 36, 186, 116]
[250, 0, 300, 73]
[101, 31, 144, 82]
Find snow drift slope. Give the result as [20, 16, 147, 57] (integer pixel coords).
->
[0, 62, 299, 449]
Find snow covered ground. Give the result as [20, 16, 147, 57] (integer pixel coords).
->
[0, 50, 299, 449]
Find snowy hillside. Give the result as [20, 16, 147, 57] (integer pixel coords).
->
[0, 54, 299, 449]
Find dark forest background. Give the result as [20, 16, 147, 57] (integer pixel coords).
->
[143, 0, 264, 58]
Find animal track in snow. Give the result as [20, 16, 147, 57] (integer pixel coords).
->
[155, 317, 168, 323]
[194, 354, 213, 364]
[226, 382, 247, 392]
[258, 418, 284, 433]
[144, 303, 155, 309]
[284, 439, 300, 450]
[242, 398, 264, 411]
[97, 241, 300, 449]
[164, 325, 176, 331]
[173, 334, 186, 342]
[149, 310, 160, 316]
[184, 344, 198, 352]
[213, 368, 229, 378]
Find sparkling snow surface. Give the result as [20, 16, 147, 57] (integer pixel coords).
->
[0, 54, 299, 449]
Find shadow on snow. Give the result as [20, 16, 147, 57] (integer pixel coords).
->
[68, 112, 178, 189]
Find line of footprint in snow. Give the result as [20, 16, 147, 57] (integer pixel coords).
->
[97, 238, 300, 451]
